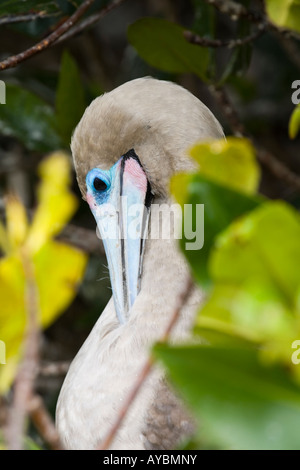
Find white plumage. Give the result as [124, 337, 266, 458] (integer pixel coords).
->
[56, 78, 224, 450]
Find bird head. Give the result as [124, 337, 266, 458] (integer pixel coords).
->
[71, 77, 223, 324]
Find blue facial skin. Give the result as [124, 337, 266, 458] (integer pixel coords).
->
[86, 160, 120, 206]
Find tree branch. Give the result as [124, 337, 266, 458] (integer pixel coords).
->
[56, 224, 104, 255]
[184, 24, 265, 48]
[29, 395, 64, 450]
[0, 11, 57, 26]
[97, 276, 195, 450]
[203, 0, 300, 40]
[203, 0, 263, 23]
[38, 361, 70, 377]
[0, 0, 96, 71]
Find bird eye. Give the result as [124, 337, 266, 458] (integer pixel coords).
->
[93, 177, 108, 191]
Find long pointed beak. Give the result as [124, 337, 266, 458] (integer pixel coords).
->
[86, 150, 152, 324]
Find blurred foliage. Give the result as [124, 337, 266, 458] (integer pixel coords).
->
[154, 344, 300, 450]
[154, 137, 300, 450]
[0, 83, 62, 152]
[55, 50, 86, 147]
[0, 152, 87, 393]
[129, 12, 300, 449]
[189, 138, 260, 194]
[0, 0, 300, 452]
[127, 1, 265, 87]
[171, 140, 262, 288]
[128, 18, 209, 80]
[0, 49, 86, 151]
[265, 0, 300, 34]
[0, 1, 60, 16]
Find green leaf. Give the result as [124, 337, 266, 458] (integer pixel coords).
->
[195, 280, 295, 352]
[55, 50, 86, 146]
[0, 83, 62, 152]
[171, 174, 262, 287]
[127, 18, 209, 81]
[171, 137, 262, 286]
[289, 104, 300, 139]
[265, 0, 300, 34]
[194, 201, 300, 370]
[210, 201, 300, 303]
[154, 344, 300, 449]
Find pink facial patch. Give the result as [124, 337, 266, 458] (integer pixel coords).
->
[123, 158, 147, 193]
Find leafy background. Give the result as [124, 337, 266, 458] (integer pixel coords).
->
[0, 0, 300, 450]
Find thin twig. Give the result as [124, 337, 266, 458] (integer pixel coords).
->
[97, 276, 194, 450]
[98, 357, 153, 450]
[210, 85, 246, 136]
[0, 0, 96, 71]
[256, 146, 300, 191]
[5, 252, 40, 450]
[210, 85, 300, 191]
[29, 395, 64, 450]
[276, 33, 300, 72]
[56, 224, 104, 255]
[38, 361, 70, 377]
[55, 0, 128, 45]
[0, 11, 57, 26]
[184, 23, 266, 48]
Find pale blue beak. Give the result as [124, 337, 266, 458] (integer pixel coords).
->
[86, 149, 152, 324]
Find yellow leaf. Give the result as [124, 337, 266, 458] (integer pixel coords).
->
[33, 240, 87, 328]
[265, 0, 300, 34]
[38, 150, 72, 188]
[5, 195, 28, 251]
[0, 255, 26, 392]
[0, 152, 88, 393]
[26, 152, 77, 254]
[189, 137, 260, 194]
[0, 220, 10, 255]
[170, 173, 193, 207]
[0, 243, 87, 393]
